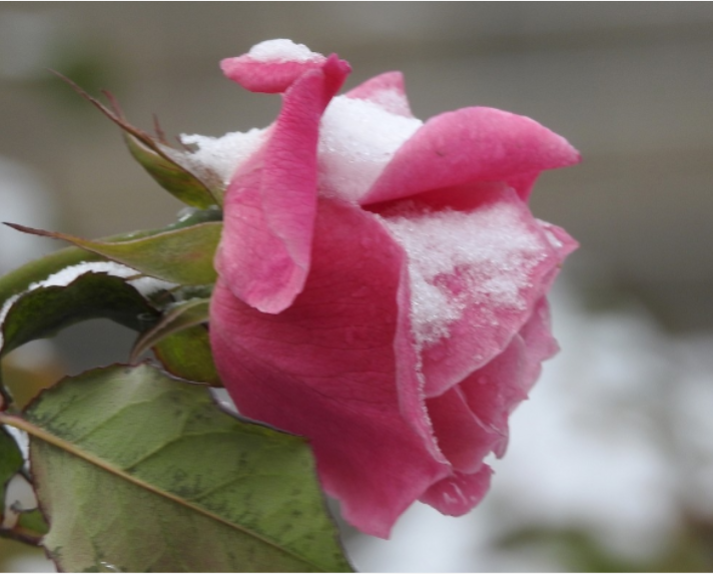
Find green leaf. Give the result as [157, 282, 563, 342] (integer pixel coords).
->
[0, 246, 102, 310]
[0, 426, 23, 523]
[7, 222, 222, 286]
[0, 272, 158, 358]
[8, 364, 351, 572]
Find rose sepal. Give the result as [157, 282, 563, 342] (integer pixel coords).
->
[54, 72, 225, 208]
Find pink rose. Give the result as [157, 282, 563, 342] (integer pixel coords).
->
[207, 40, 579, 538]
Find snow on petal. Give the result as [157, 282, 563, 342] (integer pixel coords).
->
[221, 39, 327, 93]
[318, 95, 422, 203]
[378, 185, 575, 397]
[180, 128, 268, 186]
[215, 55, 350, 314]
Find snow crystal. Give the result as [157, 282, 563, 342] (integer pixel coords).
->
[318, 95, 422, 202]
[248, 39, 322, 63]
[181, 128, 267, 186]
[381, 201, 547, 349]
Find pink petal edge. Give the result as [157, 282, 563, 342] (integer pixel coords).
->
[361, 106, 581, 206]
[216, 55, 350, 314]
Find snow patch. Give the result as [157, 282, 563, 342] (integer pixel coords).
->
[248, 39, 323, 63]
[318, 95, 422, 202]
[381, 201, 547, 349]
[181, 128, 267, 186]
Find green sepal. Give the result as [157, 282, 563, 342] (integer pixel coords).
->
[154, 326, 221, 386]
[131, 298, 210, 361]
[125, 133, 226, 208]
[0, 207, 221, 308]
[131, 298, 221, 386]
[7, 222, 222, 287]
[55, 72, 225, 208]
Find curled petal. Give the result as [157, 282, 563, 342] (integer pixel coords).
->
[361, 106, 581, 206]
[216, 55, 350, 314]
[426, 386, 496, 474]
[420, 465, 493, 516]
[221, 39, 328, 93]
[421, 299, 558, 516]
[458, 297, 558, 458]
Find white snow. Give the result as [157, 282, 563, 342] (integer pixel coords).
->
[318, 95, 422, 202]
[181, 128, 267, 186]
[36, 261, 135, 288]
[180, 94, 421, 203]
[247, 39, 323, 63]
[380, 200, 547, 349]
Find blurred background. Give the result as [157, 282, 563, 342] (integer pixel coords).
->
[1, 3, 712, 571]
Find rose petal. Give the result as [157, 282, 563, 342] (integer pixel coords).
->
[221, 39, 328, 93]
[377, 186, 574, 398]
[426, 386, 498, 474]
[459, 297, 559, 458]
[211, 198, 449, 538]
[215, 55, 350, 314]
[360, 106, 581, 206]
[420, 465, 493, 516]
[345, 71, 414, 117]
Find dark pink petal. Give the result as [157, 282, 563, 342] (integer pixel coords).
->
[426, 386, 498, 474]
[211, 198, 448, 538]
[345, 71, 414, 117]
[215, 56, 350, 314]
[420, 299, 557, 516]
[360, 107, 580, 206]
[458, 297, 558, 457]
[420, 465, 493, 516]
